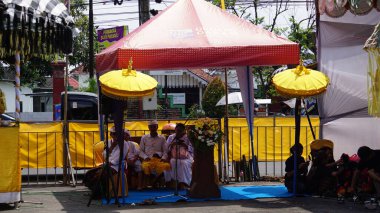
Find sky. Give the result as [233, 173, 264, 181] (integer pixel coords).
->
[90, 0, 315, 34]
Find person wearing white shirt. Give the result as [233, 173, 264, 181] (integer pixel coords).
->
[104, 127, 130, 173]
[165, 123, 194, 188]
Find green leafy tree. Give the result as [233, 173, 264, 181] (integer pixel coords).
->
[21, 58, 53, 87]
[80, 77, 98, 93]
[202, 77, 225, 118]
[69, 0, 99, 78]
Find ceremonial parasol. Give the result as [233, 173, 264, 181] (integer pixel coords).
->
[364, 22, 380, 117]
[272, 62, 329, 194]
[98, 58, 158, 204]
[99, 59, 158, 100]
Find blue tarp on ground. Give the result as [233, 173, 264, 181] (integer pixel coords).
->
[102, 185, 291, 204]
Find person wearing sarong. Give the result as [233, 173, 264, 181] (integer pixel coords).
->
[139, 120, 170, 182]
[164, 123, 194, 188]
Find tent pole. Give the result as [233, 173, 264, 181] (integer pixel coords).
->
[97, 73, 105, 141]
[246, 66, 257, 180]
[224, 68, 229, 183]
[63, 56, 76, 186]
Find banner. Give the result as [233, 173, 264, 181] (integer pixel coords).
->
[97, 26, 128, 52]
[0, 127, 20, 203]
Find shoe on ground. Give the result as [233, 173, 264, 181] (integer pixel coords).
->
[364, 198, 377, 210]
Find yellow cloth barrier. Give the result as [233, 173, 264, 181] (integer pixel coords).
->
[17, 118, 319, 169]
[0, 127, 21, 202]
[19, 122, 63, 168]
[221, 117, 319, 161]
[68, 123, 101, 168]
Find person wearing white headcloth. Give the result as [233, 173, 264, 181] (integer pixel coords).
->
[140, 120, 170, 182]
[104, 126, 130, 173]
[165, 123, 193, 188]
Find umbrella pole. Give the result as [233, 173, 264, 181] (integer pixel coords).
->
[293, 98, 301, 194]
[302, 99, 316, 140]
[113, 99, 126, 206]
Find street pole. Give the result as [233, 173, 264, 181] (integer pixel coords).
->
[139, 0, 150, 24]
[89, 0, 94, 78]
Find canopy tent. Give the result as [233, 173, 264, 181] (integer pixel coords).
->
[96, 0, 299, 187]
[96, 0, 299, 72]
[317, 0, 380, 158]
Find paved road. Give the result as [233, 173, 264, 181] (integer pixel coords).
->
[0, 185, 376, 213]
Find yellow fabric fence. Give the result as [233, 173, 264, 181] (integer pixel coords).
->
[17, 117, 319, 169]
[19, 122, 63, 168]
[222, 117, 319, 161]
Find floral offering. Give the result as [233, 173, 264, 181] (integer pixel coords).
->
[189, 117, 222, 151]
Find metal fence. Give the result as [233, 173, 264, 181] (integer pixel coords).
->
[20, 120, 319, 185]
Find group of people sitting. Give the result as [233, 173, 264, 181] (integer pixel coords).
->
[285, 140, 380, 207]
[86, 120, 193, 197]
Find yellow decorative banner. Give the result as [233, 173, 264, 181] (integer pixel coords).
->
[0, 127, 21, 193]
[19, 122, 63, 168]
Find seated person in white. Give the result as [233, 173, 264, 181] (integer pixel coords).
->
[124, 129, 143, 190]
[104, 126, 130, 173]
[164, 123, 194, 188]
[139, 120, 170, 188]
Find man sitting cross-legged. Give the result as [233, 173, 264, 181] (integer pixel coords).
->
[139, 120, 170, 188]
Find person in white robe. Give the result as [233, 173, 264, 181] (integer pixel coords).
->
[164, 123, 194, 187]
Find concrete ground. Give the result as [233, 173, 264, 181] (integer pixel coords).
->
[0, 184, 377, 213]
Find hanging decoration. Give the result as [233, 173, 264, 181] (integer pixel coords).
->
[0, 0, 74, 59]
[319, 0, 378, 17]
[364, 22, 380, 117]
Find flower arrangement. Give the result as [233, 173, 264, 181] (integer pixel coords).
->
[189, 117, 223, 151]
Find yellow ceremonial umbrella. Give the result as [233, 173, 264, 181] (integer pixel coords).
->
[272, 62, 329, 194]
[273, 64, 329, 98]
[98, 58, 158, 202]
[99, 59, 158, 100]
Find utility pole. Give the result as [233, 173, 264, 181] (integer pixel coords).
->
[89, 0, 94, 78]
[139, 0, 150, 25]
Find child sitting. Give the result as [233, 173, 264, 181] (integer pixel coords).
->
[284, 144, 309, 193]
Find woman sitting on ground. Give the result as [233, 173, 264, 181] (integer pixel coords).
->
[307, 146, 338, 196]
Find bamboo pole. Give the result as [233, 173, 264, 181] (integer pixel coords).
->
[15, 52, 21, 122]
